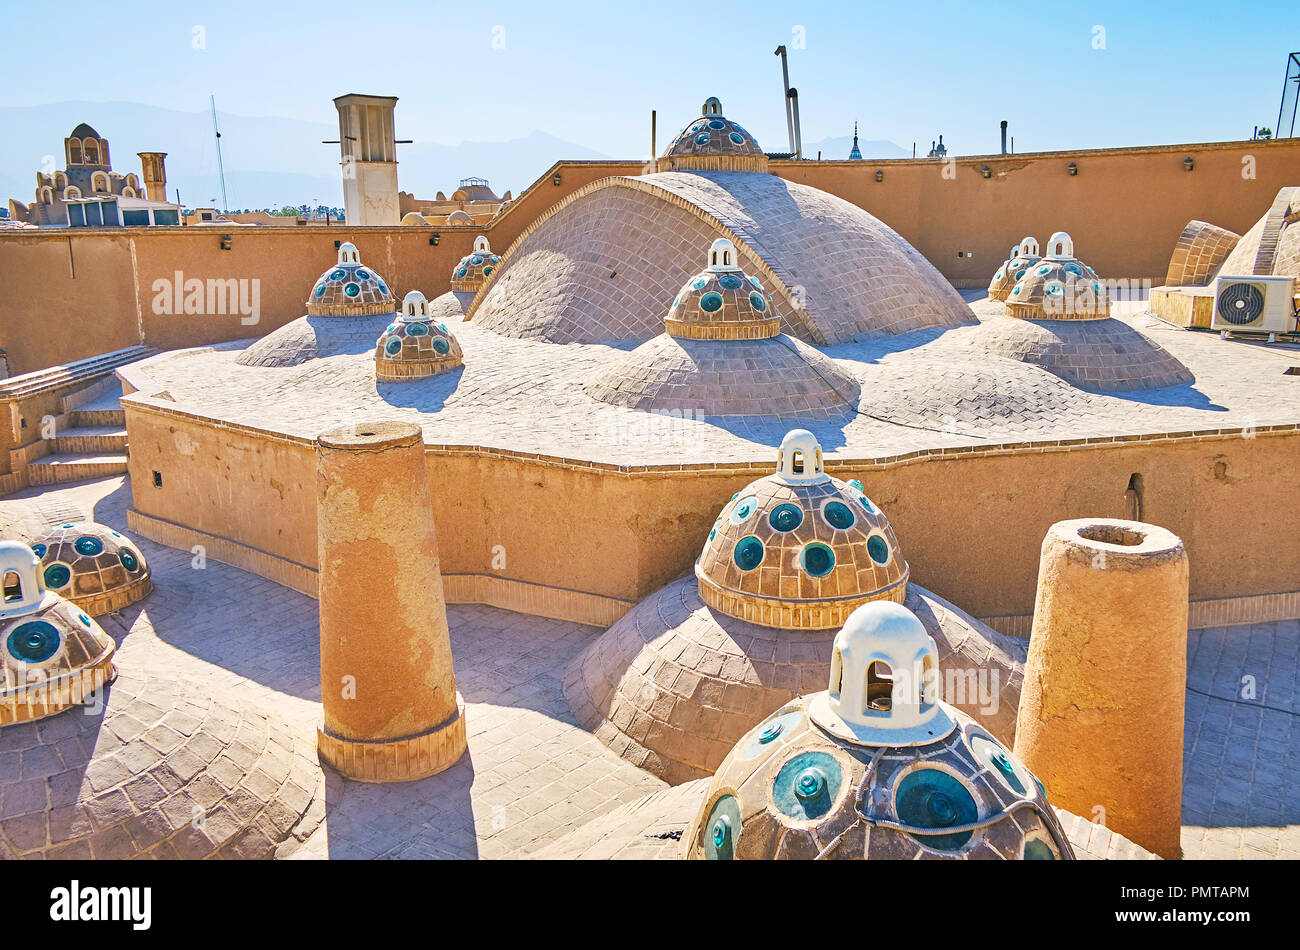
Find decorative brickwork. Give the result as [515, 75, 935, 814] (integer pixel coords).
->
[965, 316, 1193, 392]
[564, 577, 1026, 785]
[468, 172, 971, 345]
[1164, 220, 1241, 286]
[375, 291, 464, 382]
[305, 242, 394, 316]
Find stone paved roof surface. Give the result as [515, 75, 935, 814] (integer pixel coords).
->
[0, 476, 1294, 859]
[122, 296, 1300, 470]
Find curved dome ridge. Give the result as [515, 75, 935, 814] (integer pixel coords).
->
[466, 172, 971, 345]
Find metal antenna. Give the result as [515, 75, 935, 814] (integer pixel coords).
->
[210, 95, 229, 213]
[775, 46, 796, 155]
[1281, 52, 1300, 138]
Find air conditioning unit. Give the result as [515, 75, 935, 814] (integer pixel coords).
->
[1211, 275, 1297, 335]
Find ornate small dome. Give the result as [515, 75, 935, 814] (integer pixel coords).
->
[988, 236, 1043, 301]
[664, 238, 779, 340]
[0, 540, 116, 726]
[696, 430, 908, 629]
[31, 522, 151, 615]
[307, 242, 395, 316]
[685, 600, 1075, 860]
[656, 97, 767, 173]
[1004, 233, 1108, 320]
[450, 235, 500, 293]
[375, 291, 464, 381]
[584, 240, 859, 417]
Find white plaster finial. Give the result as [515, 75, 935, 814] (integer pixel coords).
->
[809, 601, 954, 746]
[774, 429, 827, 485]
[1045, 232, 1073, 260]
[0, 541, 50, 619]
[401, 290, 429, 320]
[706, 237, 740, 272]
[338, 242, 361, 266]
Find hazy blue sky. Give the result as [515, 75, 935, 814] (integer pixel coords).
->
[5, 0, 1299, 156]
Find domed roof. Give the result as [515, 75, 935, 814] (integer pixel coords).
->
[375, 291, 464, 381]
[450, 235, 500, 293]
[69, 123, 101, 140]
[685, 600, 1075, 860]
[962, 316, 1193, 392]
[0, 541, 116, 726]
[0, 668, 329, 858]
[584, 239, 860, 417]
[467, 171, 973, 346]
[446, 210, 474, 224]
[307, 242, 396, 316]
[31, 522, 151, 616]
[696, 430, 908, 628]
[656, 97, 767, 173]
[665, 238, 778, 340]
[988, 236, 1043, 301]
[1004, 233, 1108, 320]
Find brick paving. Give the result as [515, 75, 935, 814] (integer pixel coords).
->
[1, 473, 1294, 859]
[122, 289, 1300, 471]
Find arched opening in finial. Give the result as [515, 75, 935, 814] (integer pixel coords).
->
[707, 237, 738, 270]
[865, 660, 894, 712]
[703, 97, 723, 116]
[3, 570, 23, 604]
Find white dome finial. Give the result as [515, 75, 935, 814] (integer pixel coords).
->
[0, 541, 48, 618]
[1019, 236, 1040, 257]
[473, 234, 490, 254]
[706, 237, 740, 272]
[1046, 232, 1073, 260]
[703, 96, 723, 116]
[401, 290, 429, 320]
[810, 601, 953, 746]
[338, 242, 360, 266]
[774, 429, 828, 485]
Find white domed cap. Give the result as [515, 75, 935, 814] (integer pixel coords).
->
[400, 290, 429, 321]
[473, 234, 490, 254]
[810, 601, 955, 747]
[338, 242, 361, 266]
[1045, 232, 1074, 260]
[705, 237, 741, 272]
[0, 540, 52, 618]
[774, 429, 829, 485]
[702, 96, 723, 116]
[1019, 236, 1040, 257]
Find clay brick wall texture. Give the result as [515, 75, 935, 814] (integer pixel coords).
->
[1165, 220, 1241, 286]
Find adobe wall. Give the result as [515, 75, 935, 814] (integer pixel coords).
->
[0, 161, 646, 375]
[124, 400, 1300, 628]
[777, 138, 1300, 287]
[4, 142, 1299, 374]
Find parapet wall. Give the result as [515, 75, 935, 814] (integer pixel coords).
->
[4, 140, 1300, 375]
[123, 396, 1300, 633]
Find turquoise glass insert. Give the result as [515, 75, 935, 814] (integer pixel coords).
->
[8, 621, 61, 663]
[733, 536, 764, 571]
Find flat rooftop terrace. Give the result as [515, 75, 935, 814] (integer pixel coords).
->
[120, 295, 1300, 467]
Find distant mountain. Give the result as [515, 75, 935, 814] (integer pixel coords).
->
[802, 135, 911, 160]
[0, 101, 615, 211]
